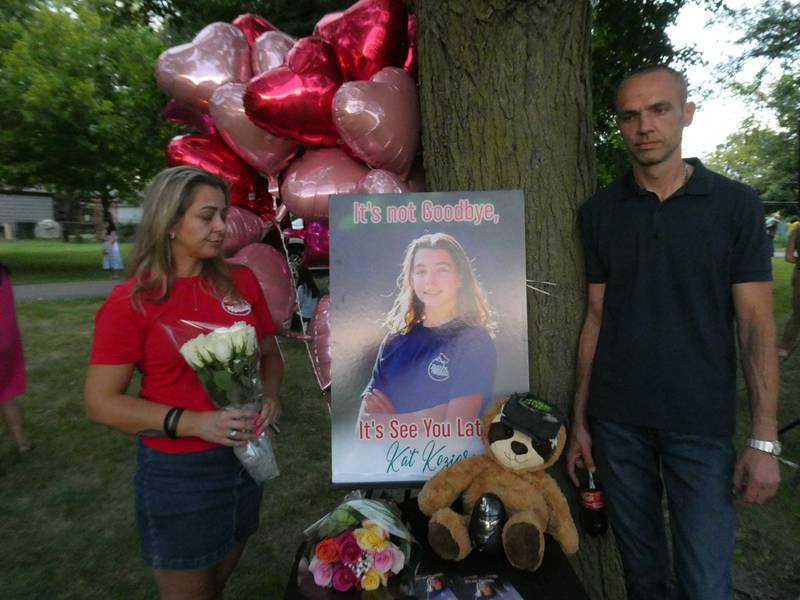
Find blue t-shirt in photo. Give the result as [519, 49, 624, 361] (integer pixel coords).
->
[364, 319, 496, 414]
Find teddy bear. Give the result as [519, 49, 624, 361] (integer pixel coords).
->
[417, 394, 579, 571]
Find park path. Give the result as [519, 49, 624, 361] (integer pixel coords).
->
[13, 279, 116, 304]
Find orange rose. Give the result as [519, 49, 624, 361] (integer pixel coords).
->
[315, 537, 340, 564]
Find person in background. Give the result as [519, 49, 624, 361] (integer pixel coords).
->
[779, 223, 799, 359]
[292, 266, 319, 330]
[567, 65, 780, 600]
[85, 167, 283, 600]
[102, 218, 124, 278]
[0, 263, 32, 454]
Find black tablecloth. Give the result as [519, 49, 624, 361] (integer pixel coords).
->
[284, 497, 590, 600]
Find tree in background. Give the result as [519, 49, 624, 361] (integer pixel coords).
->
[714, 0, 799, 214]
[0, 0, 172, 214]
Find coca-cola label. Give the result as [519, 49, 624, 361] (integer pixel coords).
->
[581, 490, 604, 510]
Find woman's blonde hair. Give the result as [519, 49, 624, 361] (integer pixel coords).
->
[129, 166, 238, 307]
[383, 232, 494, 335]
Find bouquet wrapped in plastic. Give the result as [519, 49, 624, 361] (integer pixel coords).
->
[298, 496, 420, 598]
[175, 320, 279, 483]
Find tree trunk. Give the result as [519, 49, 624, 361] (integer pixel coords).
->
[416, 1, 624, 597]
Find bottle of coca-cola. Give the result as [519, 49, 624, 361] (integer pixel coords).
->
[580, 470, 608, 536]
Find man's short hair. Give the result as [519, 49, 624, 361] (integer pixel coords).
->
[614, 65, 689, 112]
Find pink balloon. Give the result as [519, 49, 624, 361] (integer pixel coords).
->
[165, 133, 258, 208]
[244, 38, 345, 147]
[280, 148, 370, 221]
[313, 12, 344, 37]
[228, 243, 294, 326]
[161, 99, 217, 134]
[308, 294, 331, 390]
[301, 221, 330, 269]
[155, 23, 251, 112]
[223, 206, 268, 257]
[403, 14, 417, 79]
[252, 30, 296, 75]
[333, 67, 419, 178]
[232, 13, 277, 46]
[210, 83, 298, 176]
[315, 0, 408, 81]
[357, 169, 410, 194]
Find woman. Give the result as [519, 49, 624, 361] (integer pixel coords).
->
[102, 219, 124, 278]
[292, 266, 319, 330]
[361, 232, 496, 422]
[85, 167, 283, 600]
[779, 224, 800, 359]
[0, 263, 31, 453]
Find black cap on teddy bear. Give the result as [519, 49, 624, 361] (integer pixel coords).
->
[500, 393, 566, 444]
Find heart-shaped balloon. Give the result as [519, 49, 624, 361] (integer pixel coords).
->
[244, 38, 344, 147]
[161, 99, 217, 134]
[228, 243, 294, 326]
[155, 23, 251, 112]
[315, 0, 408, 81]
[313, 12, 344, 37]
[301, 221, 330, 269]
[252, 30, 296, 75]
[308, 294, 331, 391]
[333, 67, 419, 178]
[280, 148, 370, 221]
[165, 133, 257, 208]
[403, 14, 417, 79]
[210, 83, 298, 176]
[232, 13, 277, 46]
[223, 206, 269, 257]
[357, 169, 410, 194]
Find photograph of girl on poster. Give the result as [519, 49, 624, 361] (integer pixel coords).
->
[359, 233, 496, 422]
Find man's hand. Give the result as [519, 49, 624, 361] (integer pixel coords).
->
[733, 447, 780, 504]
[566, 423, 596, 487]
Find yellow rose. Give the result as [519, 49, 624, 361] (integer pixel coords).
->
[355, 527, 388, 551]
[360, 568, 384, 591]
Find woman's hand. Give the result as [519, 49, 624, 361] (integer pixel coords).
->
[258, 395, 282, 434]
[363, 388, 396, 415]
[184, 407, 260, 447]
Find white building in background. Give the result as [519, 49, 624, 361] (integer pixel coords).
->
[0, 190, 54, 239]
[114, 206, 142, 225]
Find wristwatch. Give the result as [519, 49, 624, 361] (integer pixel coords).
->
[746, 438, 782, 457]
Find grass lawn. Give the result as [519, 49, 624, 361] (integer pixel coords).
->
[0, 262, 798, 598]
[0, 240, 133, 284]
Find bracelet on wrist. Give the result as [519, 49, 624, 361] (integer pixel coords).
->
[163, 407, 185, 439]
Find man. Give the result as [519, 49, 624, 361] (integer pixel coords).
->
[566, 65, 781, 600]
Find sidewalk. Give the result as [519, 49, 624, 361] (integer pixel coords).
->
[14, 279, 117, 304]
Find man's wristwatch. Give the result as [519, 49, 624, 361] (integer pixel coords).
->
[746, 438, 782, 457]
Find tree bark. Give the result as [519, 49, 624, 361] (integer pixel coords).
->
[416, 1, 624, 597]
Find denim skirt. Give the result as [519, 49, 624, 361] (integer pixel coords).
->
[134, 440, 263, 570]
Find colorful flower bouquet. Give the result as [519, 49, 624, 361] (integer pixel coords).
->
[174, 320, 279, 483]
[301, 498, 419, 597]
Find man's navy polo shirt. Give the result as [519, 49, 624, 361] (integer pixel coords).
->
[579, 159, 771, 436]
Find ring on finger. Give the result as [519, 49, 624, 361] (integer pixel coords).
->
[228, 429, 237, 440]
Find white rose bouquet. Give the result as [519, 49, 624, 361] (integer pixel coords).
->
[178, 321, 279, 483]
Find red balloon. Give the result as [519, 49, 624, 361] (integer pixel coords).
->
[232, 13, 277, 46]
[313, 12, 344, 37]
[161, 100, 217, 135]
[300, 221, 330, 269]
[308, 294, 331, 390]
[333, 67, 419, 178]
[227, 243, 294, 326]
[280, 148, 369, 221]
[155, 23, 251, 112]
[244, 38, 344, 147]
[223, 206, 268, 257]
[315, 0, 408, 81]
[239, 188, 277, 223]
[165, 133, 258, 208]
[403, 14, 417, 79]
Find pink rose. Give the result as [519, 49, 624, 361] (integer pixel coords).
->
[309, 556, 333, 587]
[388, 543, 405, 573]
[332, 564, 357, 592]
[335, 530, 362, 564]
[372, 548, 394, 573]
